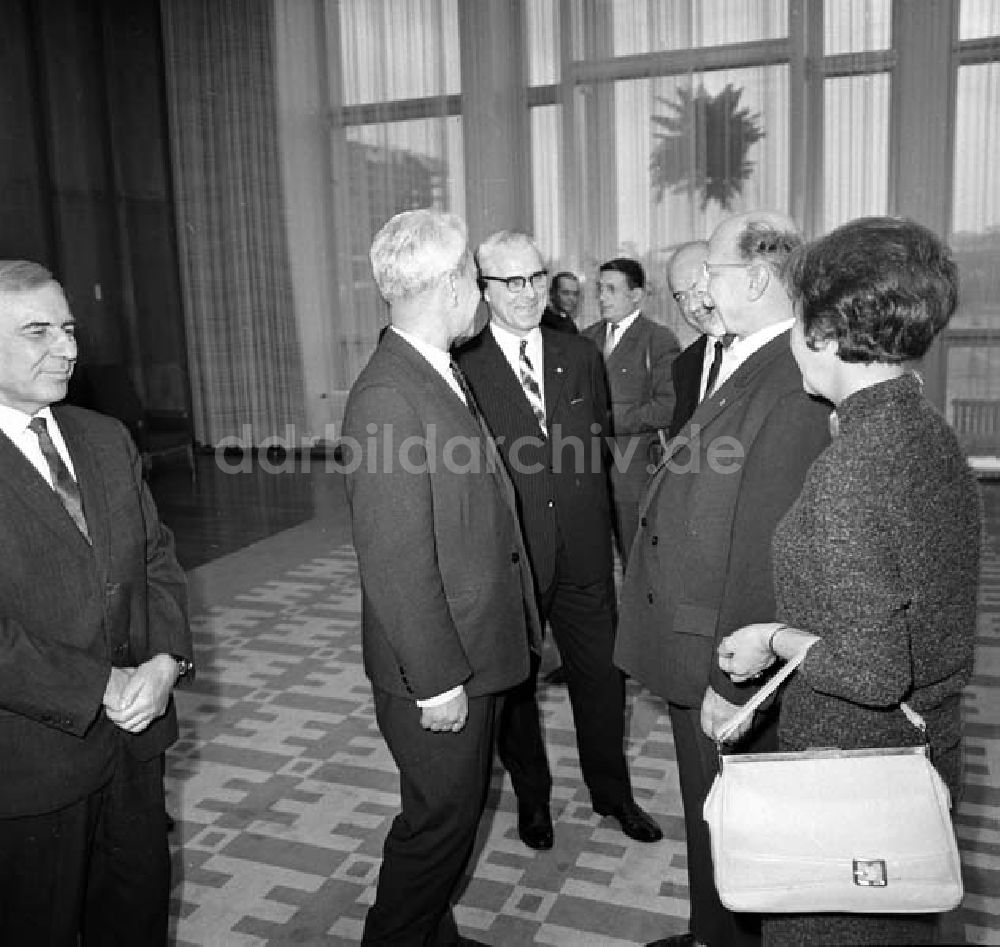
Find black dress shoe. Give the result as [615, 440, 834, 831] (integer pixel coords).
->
[543, 665, 567, 685]
[594, 799, 663, 843]
[517, 803, 554, 850]
[646, 935, 707, 947]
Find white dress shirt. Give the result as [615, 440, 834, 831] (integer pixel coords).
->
[710, 318, 793, 395]
[490, 322, 545, 402]
[0, 404, 78, 484]
[604, 308, 641, 357]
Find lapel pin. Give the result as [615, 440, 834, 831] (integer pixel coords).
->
[555, 366, 563, 374]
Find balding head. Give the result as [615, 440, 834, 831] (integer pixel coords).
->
[667, 241, 724, 336]
[703, 211, 803, 336]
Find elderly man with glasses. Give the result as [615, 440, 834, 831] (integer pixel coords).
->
[455, 230, 663, 854]
[615, 212, 832, 947]
[665, 240, 731, 439]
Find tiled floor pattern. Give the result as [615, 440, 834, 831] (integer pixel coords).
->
[166, 535, 1000, 945]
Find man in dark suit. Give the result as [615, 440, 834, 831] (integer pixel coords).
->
[614, 213, 831, 947]
[0, 260, 193, 944]
[539, 270, 580, 333]
[583, 258, 680, 563]
[455, 231, 661, 853]
[665, 240, 727, 439]
[343, 210, 539, 946]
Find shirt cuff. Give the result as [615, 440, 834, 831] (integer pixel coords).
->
[415, 685, 463, 708]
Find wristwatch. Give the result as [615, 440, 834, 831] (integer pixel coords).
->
[172, 655, 195, 682]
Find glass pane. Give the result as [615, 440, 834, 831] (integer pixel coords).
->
[531, 105, 562, 261]
[339, 0, 460, 104]
[625, 67, 788, 248]
[948, 62, 1000, 452]
[568, 66, 787, 337]
[824, 0, 890, 55]
[960, 0, 1000, 40]
[823, 73, 889, 231]
[527, 0, 559, 86]
[569, 0, 787, 57]
[343, 117, 465, 285]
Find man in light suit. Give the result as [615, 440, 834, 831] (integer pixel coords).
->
[614, 214, 831, 947]
[455, 232, 662, 853]
[343, 210, 539, 946]
[584, 258, 680, 563]
[0, 260, 192, 944]
[665, 240, 727, 439]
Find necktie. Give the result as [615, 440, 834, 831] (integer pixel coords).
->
[703, 333, 736, 398]
[604, 322, 618, 358]
[28, 416, 91, 542]
[518, 339, 547, 437]
[450, 360, 488, 432]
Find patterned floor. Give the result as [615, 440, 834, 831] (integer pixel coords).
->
[165, 490, 1000, 946]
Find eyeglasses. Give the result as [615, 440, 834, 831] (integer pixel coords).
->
[703, 260, 751, 279]
[481, 270, 548, 293]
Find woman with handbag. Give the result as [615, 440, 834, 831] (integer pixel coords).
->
[715, 216, 981, 946]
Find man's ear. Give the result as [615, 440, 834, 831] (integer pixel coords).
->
[746, 262, 771, 302]
[631, 285, 646, 309]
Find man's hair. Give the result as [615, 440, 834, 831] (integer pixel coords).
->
[667, 241, 708, 290]
[789, 216, 959, 364]
[736, 219, 803, 289]
[369, 209, 469, 304]
[475, 231, 540, 277]
[0, 260, 57, 293]
[599, 257, 645, 291]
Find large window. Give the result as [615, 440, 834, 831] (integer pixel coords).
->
[946, 1, 1000, 455]
[526, 0, 896, 344]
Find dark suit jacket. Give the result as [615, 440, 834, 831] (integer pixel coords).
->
[0, 406, 191, 818]
[583, 315, 680, 487]
[668, 335, 709, 438]
[614, 331, 832, 708]
[454, 326, 613, 593]
[540, 305, 578, 334]
[343, 330, 538, 701]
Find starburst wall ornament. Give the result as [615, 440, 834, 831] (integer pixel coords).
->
[650, 83, 765, 211]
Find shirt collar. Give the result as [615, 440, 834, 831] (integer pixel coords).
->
[0, 403, 56, 443]
[729, 317, 793, 361]
[490, 320, 543, 368]
[390, 325, 454, 382]
[608, 308, 642, 337]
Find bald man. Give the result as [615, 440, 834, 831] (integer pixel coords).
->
[615, 213, 832, 947]
[665, 241, 729, 439]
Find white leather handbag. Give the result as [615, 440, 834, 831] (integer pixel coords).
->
[703, 649, 964, 914]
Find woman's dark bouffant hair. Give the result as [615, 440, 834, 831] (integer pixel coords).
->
[787, 216, 959, 363]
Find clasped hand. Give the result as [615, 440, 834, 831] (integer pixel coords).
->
[717, 622, 780, 683]
[102, 654, 178, 733]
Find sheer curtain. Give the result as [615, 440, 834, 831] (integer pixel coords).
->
[528, 0, 900, 348]
[272, 0, 463, 439]
[161, 0, 305, 447]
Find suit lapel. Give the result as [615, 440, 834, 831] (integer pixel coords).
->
[606, 314, 645, 369]
[0, 422, 95, 557]
[643, 332, 793, 510]
[683, 331, 790, 435]
[55, 408, 110, 564]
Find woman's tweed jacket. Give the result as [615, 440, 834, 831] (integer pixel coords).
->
[766, 372, 981, 946]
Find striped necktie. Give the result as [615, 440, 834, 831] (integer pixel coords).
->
[518, 339, 547, 437]
[28, 416, 91, 542]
